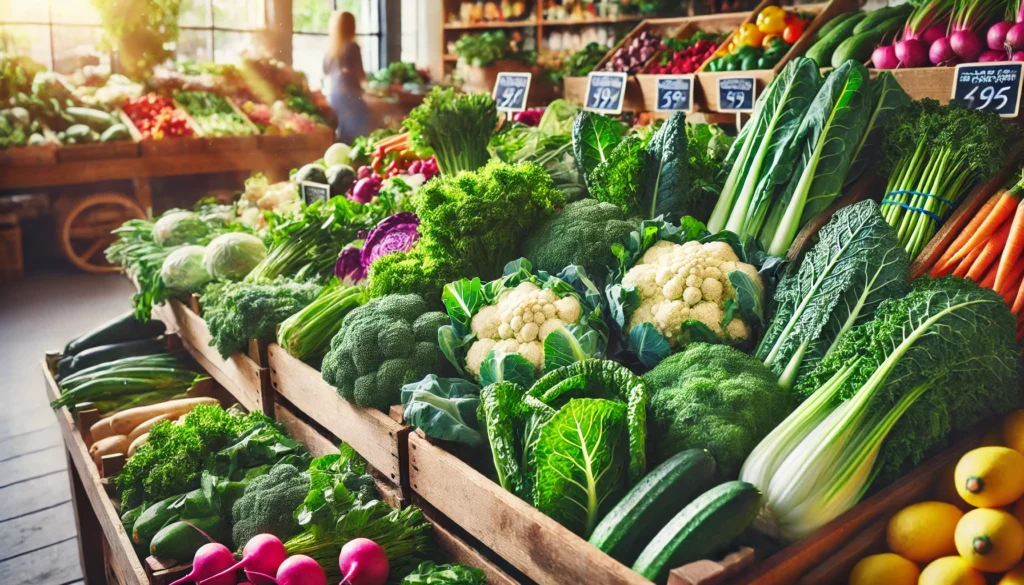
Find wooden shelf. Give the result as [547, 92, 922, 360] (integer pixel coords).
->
[444, 19, 537, 30]
[542, 15, 644, 26]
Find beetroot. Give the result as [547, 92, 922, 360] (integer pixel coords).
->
[872, 45, 900, 69]
[921, 24, 948, 47]
[1007, 22, 1024, 49]
[989, 21, 1014, 50]
[950, 29, 983, 60]
[1013, 50, 1024, 60]
[929, 37, 957, 65]
[979, 49, 1006, 61]
[895, 39, 929, 67]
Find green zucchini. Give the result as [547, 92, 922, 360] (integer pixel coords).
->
[65, 124, 92, 140]
[832, 14, 906, 67]
[68, 338, 166, 375]
[65, 311, 166, 355]
[852, 3, 912, 35]
[149, 517, 224, 562]
[632, 481, 762, 585]
[812, 11, 856, 41]
[132, 494, 182, 546]
[804, 12, 866, 67]
[65, 106, 113, 128]
[100, 123, 129, 142]
[27, 133, 46, 146]
[589, 449, 716, 565]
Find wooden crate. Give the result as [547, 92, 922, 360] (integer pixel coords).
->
[889, 67, 958, 103]
[266, 342, 409, 488]
[258, 128, 335, 154]
[0, 142, 58, 166]
[166, 298, 273, 416]
[58, 139, 140, 163]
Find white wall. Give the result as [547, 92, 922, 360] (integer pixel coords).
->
[416, 0, 444, 79]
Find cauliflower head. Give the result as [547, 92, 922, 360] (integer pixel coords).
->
[623, 239, 760, 346]
[322, 293, 451, 411]
[464, 281, 582, 379]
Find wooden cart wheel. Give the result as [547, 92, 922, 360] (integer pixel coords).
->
[59, 193, 145, 273]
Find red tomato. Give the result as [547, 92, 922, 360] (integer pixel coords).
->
[782, 21, 804, 44]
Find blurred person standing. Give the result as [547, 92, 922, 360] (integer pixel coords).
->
[324, 11, 369, 143]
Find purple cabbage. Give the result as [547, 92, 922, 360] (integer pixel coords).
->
[334, 212, 420, 283]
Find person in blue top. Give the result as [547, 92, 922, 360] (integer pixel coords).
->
[324, 11, 370, 143]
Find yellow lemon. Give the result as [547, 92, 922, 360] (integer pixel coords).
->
[955, 508, 1024, 572]
[935, 464, 972, 511]
[919, 557, 985, 585]
[848, 553, 918, 585]
[1005, 410, 1024, 453]
[955, 447, 1024, 508]
[886, 501, 963, 563]
[999, 563, 1024, 585]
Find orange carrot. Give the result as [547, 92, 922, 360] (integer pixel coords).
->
[980, 261, 999, 289]
[998, 255, 1024, 297]
[943, 191, 1018, 267]
[930, 256, 960, 278]
[933, 193, 1000, 272]
[967, 219, 1013, 281]
[996, 199, 1024, 292]
[953, 245, 985, 278]
[1012, 272, 1024, 314]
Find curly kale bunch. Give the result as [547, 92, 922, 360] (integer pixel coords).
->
[588, 135, 646, 217]
[368, 160, 564, 306]
[321, 294, 453, 411]
[231, 463, 311, 547]
[520, 199, 637, 286]
[202, 278, 321, 358]
[405, 86, 498, 176]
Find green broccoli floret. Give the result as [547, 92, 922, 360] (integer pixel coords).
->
[368, 160, 564, 305]
[231, 463, 311, 548]
[588, 136, 646, 217]
[520, 199, 637, 286]
[321, 294, 452, 411]
[202, 278, 321, 358]
[642, 343, 795, 480]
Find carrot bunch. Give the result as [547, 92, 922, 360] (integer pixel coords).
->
[929, 174, 1024, 341]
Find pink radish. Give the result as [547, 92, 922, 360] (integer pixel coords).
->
[921, 24, 947, 46]
[169, 543, 236, 585]
[279, 555, 327, 585]
[979, 49, 1006, 61]
[1014, 50, 1024, 60]
[989, 21, 1014, 50]
[929, 37, 957, 64]
[339, 538, 389, 585]
[872, 45, 900, 69]
[1007, 22, 1024, 49]
[950, 29, 983, 60]
[896, 39, 929, 67]
[201, 534, 287, 585]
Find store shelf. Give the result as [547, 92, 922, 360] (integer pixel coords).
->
[444, 19, 537, 30]
[542, 15, 644, 26]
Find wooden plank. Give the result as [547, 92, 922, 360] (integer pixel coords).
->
[408, 432, 651, 585]
[41, 357, 149, 585]
[890, 67, 958, 103]
[267, 342, 407, 485]
[669, 548, 756, 585]
[0, 425, 62, 462]
[0, 501, 77, 560]
[68, 450, 108, 585]
[0, 473, 70, 522]
[168, 299, 270, 415]
[796, 518, 888, 585]
[0, 444, 66, 488]
[57, 139, 140, 163]
[0, 537, 82, 585]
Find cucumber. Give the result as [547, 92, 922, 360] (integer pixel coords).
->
[100, 123, 129, 142]
[132, 495, 182, 546]
[149, 517, 224, 562]
[27, 133, 46, 146]
[65, 124, 92, 140]
[68, 338, 166, 375]
[65, 106, 113, 128]
[65, 311, 166, 355]
[812, 11, 857, 42]
[804, 12, 867, 67]
[589, 450, 716, 565]
[832, 14, 906, 67]
[632, 481, 762, 585]
[853, 3, 913, 35]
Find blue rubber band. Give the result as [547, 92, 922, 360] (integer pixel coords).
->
[881, 199, 943, 224]
[887, 190, 956, 208]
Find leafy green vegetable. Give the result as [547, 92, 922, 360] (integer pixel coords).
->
[742, 277, 1020, 540]
[683, 123, 733, 223]
[480, 349, 538, 387]
[560, 43, 608, 78]
[844, 71, 910, 188]
[321, 293, 452, 412]
[53, 352, 204, 412]
[572, 111, 626, 185]
[760, 61, 872, 256]
[401, 561, 487, 585]
[202, 278, 321, 358]
[589, 135, 646, 216]
[231, 463, 311, 546]
[533, 398, 629, 537]
[401, 375, 484, 446]
[277, 282, 368, 364]
[641, 111, 689, 221]
[757, 200, 910, 390]
[643, 343, 794, 480]
[406, 86, 498, 176]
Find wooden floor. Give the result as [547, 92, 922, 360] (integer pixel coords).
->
[0, 270, 135, 585]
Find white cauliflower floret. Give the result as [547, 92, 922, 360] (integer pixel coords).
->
[624, 240, 762, 348]
[471, 305, 501, 340]
[554, 297, 581, 323]
[518, 341, 544, 370]
[465, 338, 497, 379]
[538, 318, 565, 339]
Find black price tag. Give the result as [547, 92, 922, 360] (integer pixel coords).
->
[718, 76, 756, 113]
[585, 72, 629, 115]
[654, 75, 694, 113]
[952, 62, 1023, 117]
[301, 181, 331, 205]
[492, 72, 532, 112]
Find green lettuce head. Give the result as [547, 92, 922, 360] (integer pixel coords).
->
[203, 232, 267, 280]
[161, 245, 212, 294]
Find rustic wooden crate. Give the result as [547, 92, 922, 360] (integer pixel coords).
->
[258, 128, 335, 153]
[58, 139, 140, 163]
[889, 66, 958, 103]
[266, 342, 409, 488]
[0, 142, 58, 166]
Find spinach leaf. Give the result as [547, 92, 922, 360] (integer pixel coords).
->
[533, 398, 629, 538]
[572, 111, 625, 185]
[761, 60, 872, 256]
[401, 375, 484, 446]
[641, 111, 689, 221]
[845, 71, 910, 189]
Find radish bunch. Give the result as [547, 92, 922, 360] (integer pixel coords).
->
[980, 0, 1024, 63]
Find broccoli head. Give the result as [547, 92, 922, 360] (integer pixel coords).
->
[202, 279, 321, 358]
[642, 343, 795, 480]
[321, 293, 452, 411]
[520, 199, 636, 286]
[231, 463, 310, 548]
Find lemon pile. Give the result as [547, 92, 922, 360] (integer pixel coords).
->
[850, 410, 1024, 585]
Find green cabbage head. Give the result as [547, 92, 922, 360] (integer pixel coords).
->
[161, 245, 212, 293]
[203, 232, 267, 280]
[153, 211, 210, 247]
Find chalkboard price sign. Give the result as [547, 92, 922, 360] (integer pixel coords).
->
[301, 181, 331, 205]
[952, 62, 1023, 117]
[585, 72, 629, 115]
[717, 76, 756, 113]
[493, 72, 532, 112]
[654, 75, 694, 112]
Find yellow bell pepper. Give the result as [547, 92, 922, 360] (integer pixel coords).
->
[762, 33, 779, 48]
[736, 23, 765, 48]
[756, 7, 787, 35]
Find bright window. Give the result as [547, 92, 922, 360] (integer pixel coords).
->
[292, 0, 382, 90]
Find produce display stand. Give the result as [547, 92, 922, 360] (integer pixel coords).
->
[887, 67, 960, 104]
[57, 111, 141, 163]
[0, 141, 58, 166]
